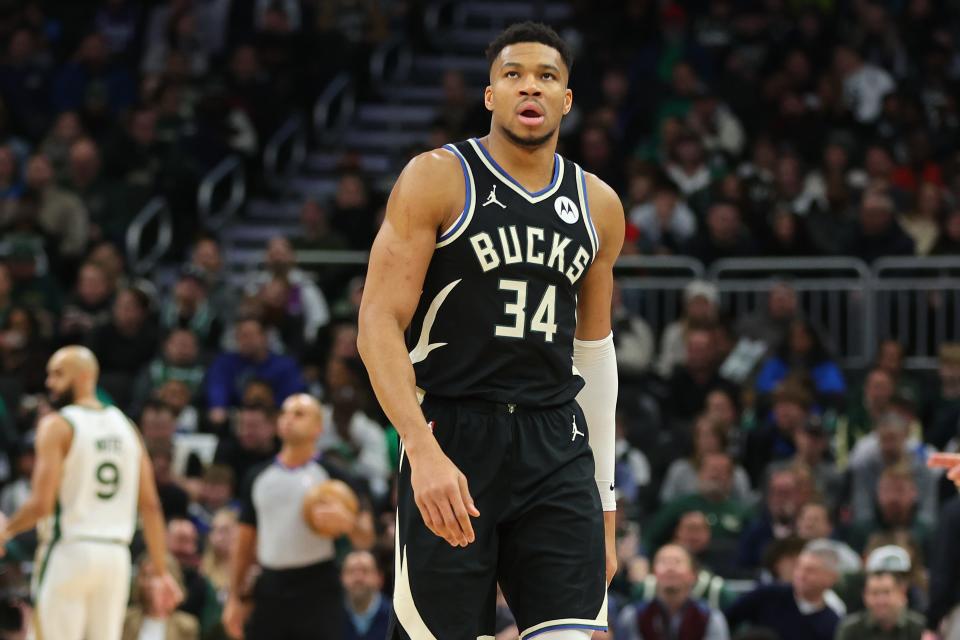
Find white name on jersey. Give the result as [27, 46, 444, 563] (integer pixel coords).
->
[469, 225, 591, 285]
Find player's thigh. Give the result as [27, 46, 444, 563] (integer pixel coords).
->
[33, 544, 89, 640]
[393, 398, 508, 639]
[84, 545, 131, 640]
[498, 412, 607, 638]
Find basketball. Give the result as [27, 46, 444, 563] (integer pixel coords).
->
[302, 479, 360, 536]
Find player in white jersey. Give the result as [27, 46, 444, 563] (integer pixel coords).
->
[0, 346, 182, 640]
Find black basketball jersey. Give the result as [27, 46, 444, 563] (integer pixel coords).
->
[407, 138, 600, 407]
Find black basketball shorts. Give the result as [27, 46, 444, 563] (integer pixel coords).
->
[391, 395, 607, 640]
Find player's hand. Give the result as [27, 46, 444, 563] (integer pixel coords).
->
[153, 572, 184, 614]
[928, 452, 960, 488]
[223, 595, 247, 639]
[409, 435, 480, 547]
[310, 502, 355, 537]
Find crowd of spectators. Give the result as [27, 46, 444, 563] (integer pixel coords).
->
[0, 1, 959, 640]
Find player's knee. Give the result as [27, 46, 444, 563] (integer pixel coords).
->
[533, 629, 595, 640]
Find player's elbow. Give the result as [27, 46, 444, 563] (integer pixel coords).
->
[357, 307, 385, 366]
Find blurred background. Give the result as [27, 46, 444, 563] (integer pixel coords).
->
[1, 0, 960, 639]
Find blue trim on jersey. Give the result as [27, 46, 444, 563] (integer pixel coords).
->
[439, 144, 471, 241]
[525, 623, 608, 639]
[579, 168, 600, 250]
[473, 137, 560, 197]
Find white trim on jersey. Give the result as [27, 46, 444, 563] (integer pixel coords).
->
[438, 145, 477, 248]
[574, 164, 600, 258]
[518, 591, 608, 639]
[467, 138, 565, 204]
[408, 279, 461, 365]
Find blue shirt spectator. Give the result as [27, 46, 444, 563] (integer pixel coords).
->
[342, 551, 392, 640]
[205, 317, 306, 422]
[755, 319, 845, 406]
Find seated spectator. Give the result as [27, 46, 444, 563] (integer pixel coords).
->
[631, 511, 738, 610]
[754, 319, 846, 407]
[330, 171, 378, 250]
[665, 326, 739, 426]
[204, 317, 306, 427]
[52, 32, 135, 119]
[21, 153, 90, 265]
[201, 508, 236, 606]
[342, 550, 392, 640]
[899, 181, 943, 256]
[735, 281, 800, 356]
[659, 415, 752, 505]
[187, 464, 234, 535]
[615, 413, 652, 508]
[0, 432, 33, 515]
[683, 200, 757, 266]
[835, 555, 925, 640]
[925, 343, 960, 450]
[188, 235, 237, 323]
[629, 179, 697, 256]
[67, 138, 132, 245]
[166, 517, 219, 634]
[738, 466, 800, 572]
[843, 188, 915, 263]
[657, 280, 719, 379]
[725, 541, 842, 640]
[931, 207, 960, 255]
[850, 412, 937, 525]
[842, 367, 897, 460]
[847, 464, 933, 555]
[743, 382, 811, 486]
[0, 305, 50, 395]
[213, 404, 280, 486]
[161, 267, 224, 353]
[122, 553, 199, 640]
[645, 452, 752, 556]
[320, 358, 389, 500]
[258, 276, 305, 354]
[790, 418, 842, 510]
[146, 438, 188, 520]
[615, 544, 730, 640]
[246, 236, 330, 346]
[88, 286, 158, 379]
[795, 502, 861, 574]
[58, 260, 114, 346]
[612, 282, 655, 379]
[132, 329, 205, 419]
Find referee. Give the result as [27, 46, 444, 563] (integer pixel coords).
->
[222, 394, 375, 639]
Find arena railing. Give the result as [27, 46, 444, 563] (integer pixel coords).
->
[708, 257, 874, 370]
[313, 72, 356, 145]
[126, 196, 174, 276]
[615, 255, 705, 338]
[263, 115, 307, 193]
[873, 256, 960, 370]
[197, 155, 246, 232]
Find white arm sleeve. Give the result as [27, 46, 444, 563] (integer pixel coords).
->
[573, 332, 618, 511]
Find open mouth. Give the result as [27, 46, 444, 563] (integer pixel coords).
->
[517, 103, 545, 127]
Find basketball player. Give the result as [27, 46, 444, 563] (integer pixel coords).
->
[358, 22, 623, 640]
[0, 346, 182, 640]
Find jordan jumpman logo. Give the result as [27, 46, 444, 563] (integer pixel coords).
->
[482, 184, 507, 208]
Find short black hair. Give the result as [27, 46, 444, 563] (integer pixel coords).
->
[486, 22, 572, 73]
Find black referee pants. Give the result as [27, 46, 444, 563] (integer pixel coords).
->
[245, 560, 343, 640]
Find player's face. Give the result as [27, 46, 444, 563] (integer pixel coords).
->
[45, 357, 75, 408]
[485, 42, 572, 149]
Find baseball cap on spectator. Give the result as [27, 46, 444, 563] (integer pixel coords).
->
[865, 545, 911, 573]
[684, 280, 718, 306]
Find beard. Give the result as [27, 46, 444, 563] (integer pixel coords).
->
[499, 124, 556, 149]
[49, 387, 76, 410]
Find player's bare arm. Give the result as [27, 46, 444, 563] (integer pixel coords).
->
[575, 172, 625, 586]
[0, 412, 72, 550]
[224, 522, 257, 638]
[136, 437, 184, 610]
[358, 150, 481, 548]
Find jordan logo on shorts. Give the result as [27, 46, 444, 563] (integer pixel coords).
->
[571, 415, 584, 441]
[482, 184, 507, 208]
